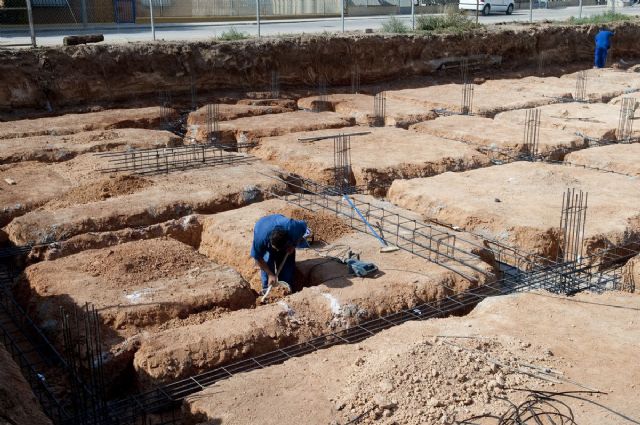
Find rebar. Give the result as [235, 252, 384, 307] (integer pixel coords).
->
[270, 70, 280, 99]
[206, 103, 220, 143]
[537, 51, 546, 77]
[158, 91, 173, 131]
[61, 303, 108, 424]
[461, 83, 474, 115]
[523, 108, 541, 160]
[616, 97, 636, 143]
[575, 71, 588, 102]
[96, 144, 254, 175]
[373, 92, 386, 127]
[460, 58, 470, 85]
[333, 134, 355, 195]
[313, 76, 328, 113]
[558, 188, 588, 295]
[351, 64, 361, 94]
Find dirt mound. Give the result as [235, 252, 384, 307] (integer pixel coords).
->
[333, 337, 551, 424]
[44, 175, 152, 209]
[80, 237, 210, 288]
[285, 207, 352, 243]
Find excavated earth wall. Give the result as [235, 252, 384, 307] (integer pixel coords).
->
[3, 22, 640, 112]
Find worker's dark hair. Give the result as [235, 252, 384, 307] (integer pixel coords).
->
[269, 227, 290, 251]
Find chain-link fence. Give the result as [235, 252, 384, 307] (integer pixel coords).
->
[0, 0, 633, 47]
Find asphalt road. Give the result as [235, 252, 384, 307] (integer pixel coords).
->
[1, 4, 638, 47]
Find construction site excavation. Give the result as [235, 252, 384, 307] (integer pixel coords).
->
[2, 21, 640, 425]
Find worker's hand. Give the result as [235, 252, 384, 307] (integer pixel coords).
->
[267, 273, 278, 287]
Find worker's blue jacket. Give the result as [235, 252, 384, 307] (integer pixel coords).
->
[595, 30, 614, 49]
[250, 214, 308, 261]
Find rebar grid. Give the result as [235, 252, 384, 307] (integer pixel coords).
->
[263, 175, 491, 280]
[461, 83, 474, 115]
[523, 108, 541, 160]
[373, 92, 386, 126]
[270, 70, 280, 99]
[95, 144, 254, 175]
[333, 134, 355, 195]
[616, 97, 636, 143]
[351, 65, 361, 94]
[313, 76, 328, 113]
[575, 71, 588, 102]
[206, 103, 220, 143]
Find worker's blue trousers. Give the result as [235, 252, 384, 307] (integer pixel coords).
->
[594, 46, 608, 68]
[260, 250, 296, 292]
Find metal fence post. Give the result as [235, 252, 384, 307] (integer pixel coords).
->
[80, 0, 88, 28]
[341, 0, 345, 33]
[150, 0, 156, 41]
[476, 0, 479, 25]
[25, 0, 36, 48]
[529, 0, 533, 22]
[256, 0, 261, 38]
[579, 0, 582, 18]
[411, 0, 415, 30]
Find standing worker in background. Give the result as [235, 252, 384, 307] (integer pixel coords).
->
[251, 214, 310, 295]
[594, 28, 614, 69]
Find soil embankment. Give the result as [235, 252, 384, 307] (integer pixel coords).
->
[3, 21, 640, 112]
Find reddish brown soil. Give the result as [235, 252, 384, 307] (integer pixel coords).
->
[252, 126, 490, 196]
[0, 129, 181, 165]
[388, 162, 640, 260]
[186, 103, 295, 141]
[23, 237, 255, 336]
[5, 161, 286, 245]
[0, 107, 179, 139]
[564, 143, 640, 176]
[43, 175, 152, 210]
[184, 291, 640, 425]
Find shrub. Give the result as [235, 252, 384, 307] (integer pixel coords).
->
[416, 5, 479, 33]
[381, 16, 410, 33]
[218, 27, 250, 41]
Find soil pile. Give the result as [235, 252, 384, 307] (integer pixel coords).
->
[44, 175, 152, 209]
[286, 207, 353, 243]
[333, 336, 555, 424]
[80, 238, 211, 287]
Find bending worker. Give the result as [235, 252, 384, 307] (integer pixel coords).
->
[250, 214, 309, 294]
[594, 28, 614, 69]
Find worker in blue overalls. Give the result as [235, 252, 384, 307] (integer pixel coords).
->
[250, 214, 309, 294]
[594, 28, 614, 69]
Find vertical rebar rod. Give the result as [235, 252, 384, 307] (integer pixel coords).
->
[206, 103, 220, 143]
[314, 76, 328, 113]
[461, 83, 474, 115]
[374, 91, 386, 126]
[351, 64, 360, 94]
[460, 58, 469, 85]
[333, 134, 353, 194]
[523, 108, 541, 160]
[575, 71, 587, 102]
[256, 0, 261, 38]
[270, 70, 280, 98]
[616, 97, 636, 142]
